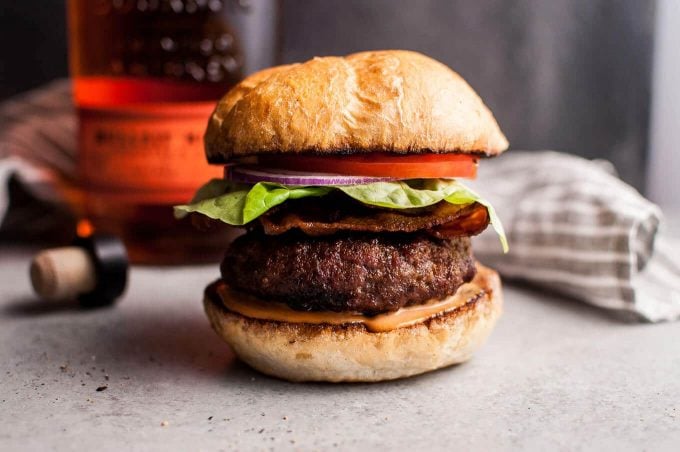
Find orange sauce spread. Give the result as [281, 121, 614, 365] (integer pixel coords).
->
[216, 281, 484, 333]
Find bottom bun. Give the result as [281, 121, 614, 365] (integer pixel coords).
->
[204, 263, 502, 382]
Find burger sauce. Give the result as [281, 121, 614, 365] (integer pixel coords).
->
[215, 277, 491, 332]
[67, 0, 280, 264]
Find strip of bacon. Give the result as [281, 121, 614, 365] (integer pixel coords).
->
[257, 196, 489, 238]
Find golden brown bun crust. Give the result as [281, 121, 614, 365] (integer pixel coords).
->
[205, 50, 508, 162]
[204, 263, 502, 382]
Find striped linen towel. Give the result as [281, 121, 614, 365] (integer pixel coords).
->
[0, 79, 75, 188]
[0, 80, 76, 238]
[1, 82, 679, 321]
[469, 151, 680, 322]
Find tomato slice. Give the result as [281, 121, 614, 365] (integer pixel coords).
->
[258, 153, 478, 179]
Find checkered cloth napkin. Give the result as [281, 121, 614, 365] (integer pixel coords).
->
[2, 82, 679, 321]
[469, 151, 680, 321]
[0, 80, 75, 237]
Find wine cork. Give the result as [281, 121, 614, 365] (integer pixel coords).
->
[30, 247, 97, 301]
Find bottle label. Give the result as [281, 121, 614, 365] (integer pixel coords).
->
[78, 101, 222, 203]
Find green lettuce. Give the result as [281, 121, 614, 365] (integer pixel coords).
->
[174, 179, 508, 252]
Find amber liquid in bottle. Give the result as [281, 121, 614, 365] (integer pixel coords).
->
[67, 0, 279, 264]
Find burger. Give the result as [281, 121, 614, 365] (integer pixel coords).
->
[175, 50, 509, 382]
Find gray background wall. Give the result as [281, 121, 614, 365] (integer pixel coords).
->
[648, 0, 680, 208]
[0, 0, 657, 189]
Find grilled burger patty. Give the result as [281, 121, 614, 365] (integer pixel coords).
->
[221, 232, 476, 315]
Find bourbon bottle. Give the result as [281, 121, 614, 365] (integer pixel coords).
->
[67, 0, 280, 264]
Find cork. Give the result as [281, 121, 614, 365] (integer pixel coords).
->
[30, 247, 97, 301]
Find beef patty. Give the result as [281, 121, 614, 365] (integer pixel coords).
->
[221, 231, 476, 315]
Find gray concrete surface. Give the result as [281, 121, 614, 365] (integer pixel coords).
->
[1, 245, 679, 451]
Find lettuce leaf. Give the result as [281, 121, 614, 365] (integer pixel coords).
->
[174, 179, 331, 225]
[175, 178, 508, 252]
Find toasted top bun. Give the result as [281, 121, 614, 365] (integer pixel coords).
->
[204, 263, 502, 382]
[205, 50, 508, 162]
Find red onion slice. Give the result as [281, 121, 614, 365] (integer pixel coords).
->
[225, 165, 395, 186]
